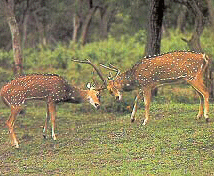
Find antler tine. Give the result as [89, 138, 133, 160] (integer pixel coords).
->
[100, 63, 120, 78]
[100, 64, 118, 72]
[91, 69, 99, 86]
[72, 59, 90, 64]
[109, 63, 120, 76]
[72, 58, 107, 90]
[109, 63, 119, 70]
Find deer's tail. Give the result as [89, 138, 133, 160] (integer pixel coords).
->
[203, 54, 212, 89]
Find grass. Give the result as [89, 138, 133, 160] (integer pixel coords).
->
[0, 101, 214, 175]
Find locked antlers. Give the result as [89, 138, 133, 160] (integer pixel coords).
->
[100, 63, 120, 80]
[72, 59, 107, 90]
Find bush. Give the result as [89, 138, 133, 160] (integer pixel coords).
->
[161, 29, 190, 53]
[0, 29, 214, 112]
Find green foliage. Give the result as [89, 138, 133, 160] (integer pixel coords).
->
[161, 30, 190, 53]
[0, 29, 214, 110]
[201, 28, 214, 56]
[161, 29, 214, 57]
[0, 50, 13, 69]
[21, 36, 145, 84]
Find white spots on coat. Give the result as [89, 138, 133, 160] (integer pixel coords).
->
[0, 74, 81, 106]
[117, 51, 206, 87]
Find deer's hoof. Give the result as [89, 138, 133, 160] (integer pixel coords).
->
[131, 118, 135, 123]
[196, 114, 203, 120]
[206, 118, 210, 123]
[142, 119, 148, 126]
[13, 143, 19, 149]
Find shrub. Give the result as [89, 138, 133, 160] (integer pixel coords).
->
[0, 29, 214, 112]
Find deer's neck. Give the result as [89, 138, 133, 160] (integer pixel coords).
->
[117, 71, 139, 91]
[78, 89, 88, 101]
[64, 86, 85, 104]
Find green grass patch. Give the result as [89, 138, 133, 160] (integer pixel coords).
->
[0, 102, 214, 175]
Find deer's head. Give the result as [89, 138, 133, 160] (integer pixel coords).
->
[107, 79, 122, 101]
[100, 64, 123, 101]
[84, 83, 101, 109]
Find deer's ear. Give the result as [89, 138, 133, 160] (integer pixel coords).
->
[86, 82, 91, 89]
[86, 82, 95, 90]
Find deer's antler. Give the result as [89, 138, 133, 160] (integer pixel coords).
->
[72, 59, 107, 90]
[100, 63, 120, 79]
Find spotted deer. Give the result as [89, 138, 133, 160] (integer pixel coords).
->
[99, 51, 210, 125]
[1, 73, 102, 148]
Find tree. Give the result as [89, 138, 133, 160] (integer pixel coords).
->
[72, 0, 99, 45]
[145, 0, 165, 56]
[98, 1, 118, 40]
[172, 0, 209, 52]
[72, 0, 119, 44]
[80, 0, 98, 45]
[33, 0, 48, 47]
[205, 0, 214, 27]
[180, 0, 205, 52]
[72, 0, 83, 43]
[2, 0, 23, 75]
[99, 4, 109, 40]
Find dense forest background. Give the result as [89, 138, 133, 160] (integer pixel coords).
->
[0, 0, 214, 103]
[0, 0, 213, 49]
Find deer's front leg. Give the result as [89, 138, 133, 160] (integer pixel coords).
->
[131, 93, 142, 122]
[143, 89, 152, 125]
[43, 103, 50, 139]
[48, 102, 57, 140]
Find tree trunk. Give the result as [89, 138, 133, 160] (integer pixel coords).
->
[22, 10, 29, 49]
[72, 0, 83, 44]
[3, 0, 23, 75]
[145, 0, 164, 56]
[205, 0, 214, 27]
[205, 0, 214, 99]
[33, 1, 47, 47]
[33, 12, 46, 46]
[145, 0, 164, 96]
[80, 6, 98, 45]
[181, 0, 204, 52]
[72, 14, 81, 43]
[177, 5, 187, 32]
[41, 0, 47, 46]
[99, 5, 108, 40]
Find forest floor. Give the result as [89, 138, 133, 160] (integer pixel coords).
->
[0, 101, 214, 175]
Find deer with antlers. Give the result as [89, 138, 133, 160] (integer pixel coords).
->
[103, 51, 211, 125]
[74, 51, 211, 125]
[1, 73, 103, 148]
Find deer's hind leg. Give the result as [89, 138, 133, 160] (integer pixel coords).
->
[6, 105, 23, 148]
[188, 79, 209, 122]
[194, 91, 204, 120]
[143, 88, 152, 125]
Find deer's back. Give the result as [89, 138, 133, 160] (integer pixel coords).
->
[131, 51, 208, 86]
[0, 74, 72, 106]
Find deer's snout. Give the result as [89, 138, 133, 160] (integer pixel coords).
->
[95, 103, 100, 109]
[115, 96, 120, 101]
